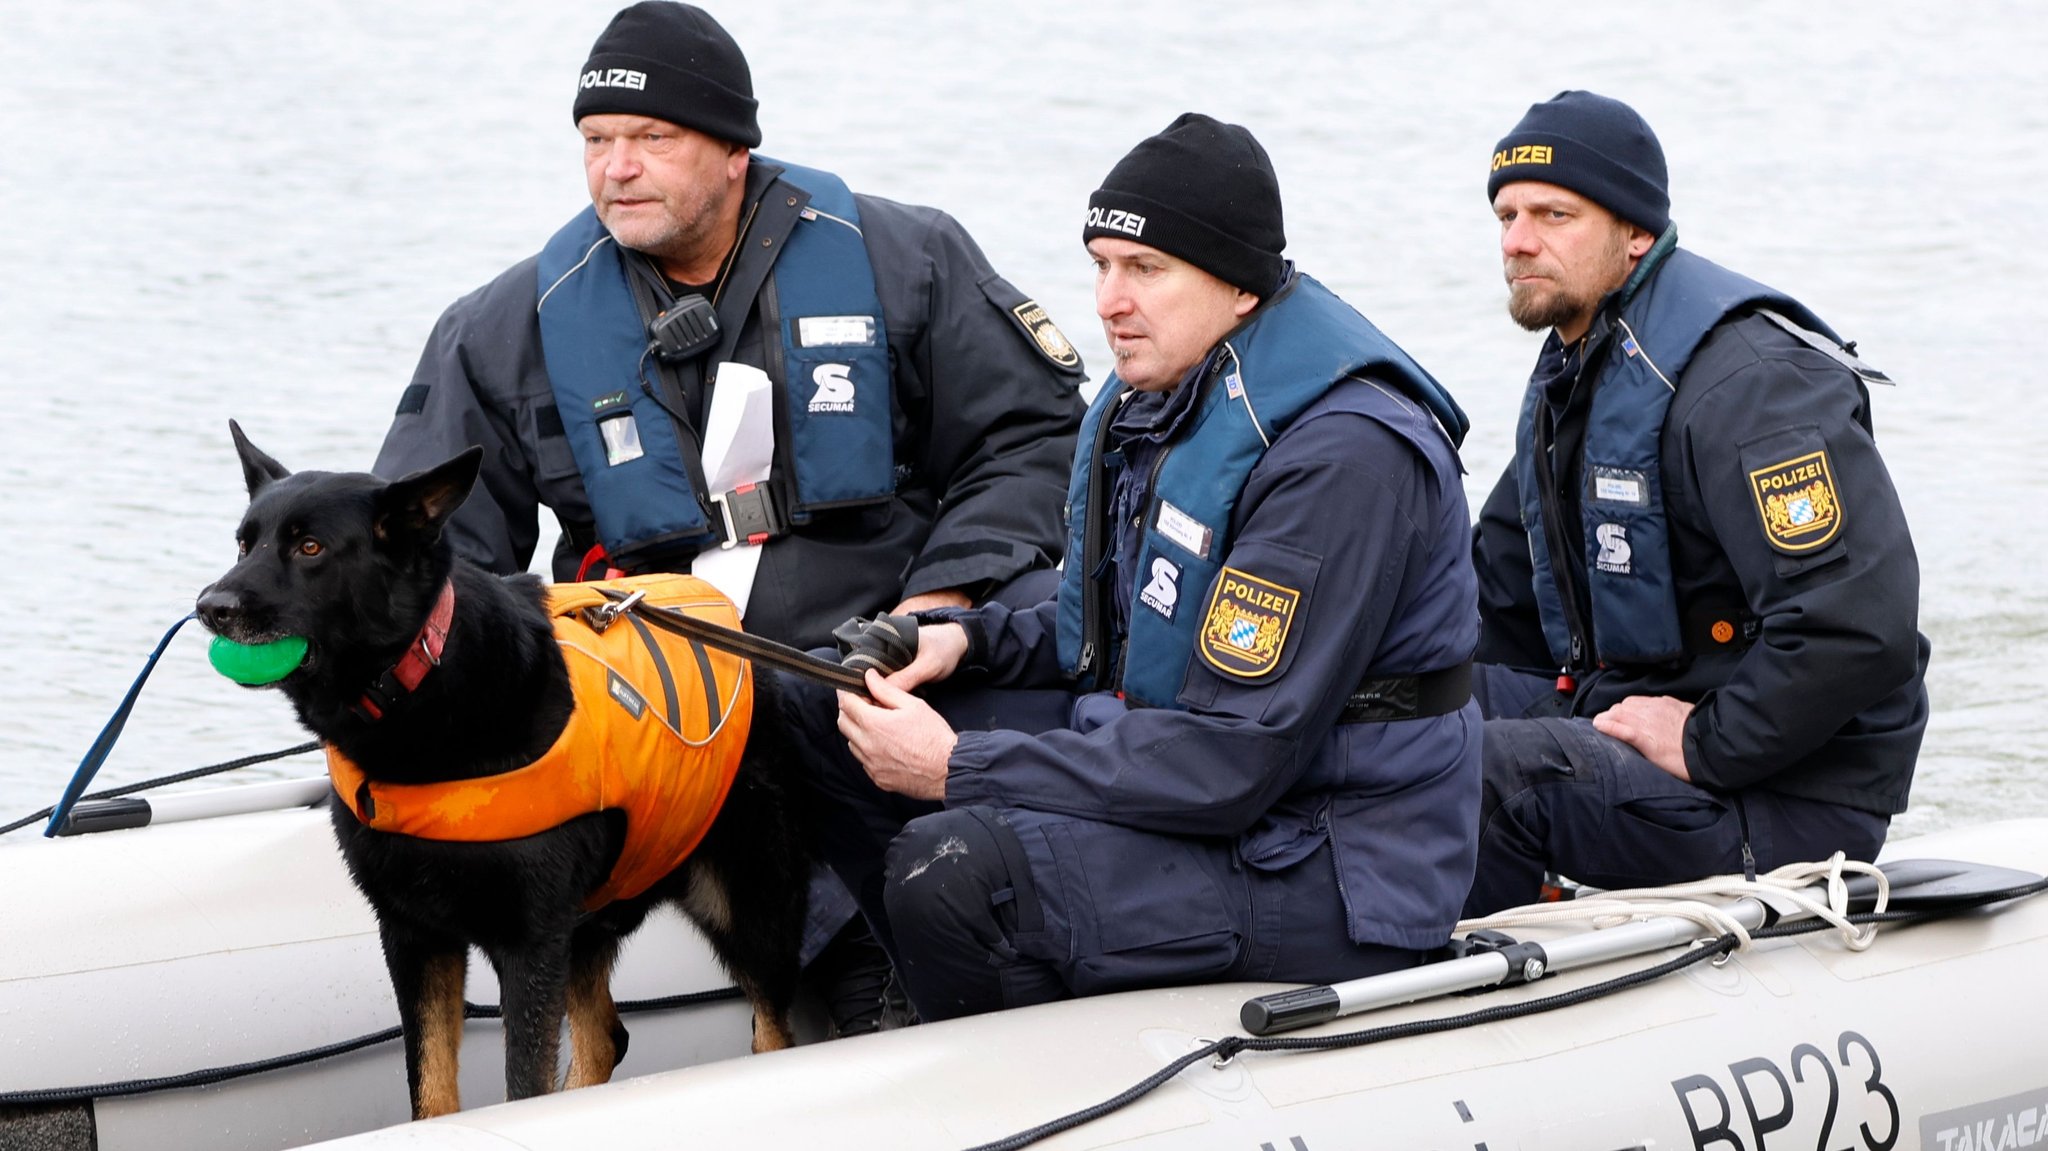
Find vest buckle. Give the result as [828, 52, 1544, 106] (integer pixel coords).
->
[711, 483, 787, 549]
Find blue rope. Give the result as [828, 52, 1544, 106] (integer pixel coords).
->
[44, 613, 198, 837]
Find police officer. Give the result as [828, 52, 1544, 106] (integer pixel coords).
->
[375, 2, 1084, 647]
[373, 2, 1086, 1033]
[1463, 91, 1930, 916]
[776, 113, 1483, 1021]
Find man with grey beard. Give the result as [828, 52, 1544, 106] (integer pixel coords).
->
[373, 1, 1086, 1034]
[1462, 91, 1930, 916]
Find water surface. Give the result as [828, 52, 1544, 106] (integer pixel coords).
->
[3, 1, 2043, 840]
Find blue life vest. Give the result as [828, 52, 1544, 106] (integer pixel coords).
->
[534, 160, 894, 567]
[1055, 273, 1462, 707]
[1514, 247, 1836, 667]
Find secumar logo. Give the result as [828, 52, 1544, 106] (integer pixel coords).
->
[807, 363, 856, 413]
[1490, 144, 1554, 172]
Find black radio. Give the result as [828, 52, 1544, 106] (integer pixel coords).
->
[649, 293, 720, 363]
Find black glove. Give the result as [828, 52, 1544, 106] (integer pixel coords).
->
[831, 613, 919, 677]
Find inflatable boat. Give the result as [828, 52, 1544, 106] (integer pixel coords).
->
[5, 776, 2046, 1151]
[0, 778, 764, 1151]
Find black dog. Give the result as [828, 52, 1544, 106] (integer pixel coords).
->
[196, 422, 810, 1119]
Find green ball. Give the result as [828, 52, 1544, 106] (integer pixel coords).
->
[209, 634, 309, 685]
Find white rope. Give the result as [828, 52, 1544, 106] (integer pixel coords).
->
[1458, 852, 1889, 953]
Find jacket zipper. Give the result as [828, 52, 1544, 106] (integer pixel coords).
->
[1109, 441, 1174, 694]
[1533, 369, 1593, 683]
[1100, 357, 1223, 691]
[1075, 398, 1121, 678]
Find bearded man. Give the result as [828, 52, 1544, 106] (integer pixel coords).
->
[1463, 90, 1929, 915]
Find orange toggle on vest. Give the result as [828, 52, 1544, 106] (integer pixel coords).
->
[327, 573, 754, 910]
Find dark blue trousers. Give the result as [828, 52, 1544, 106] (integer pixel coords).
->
[795, 569, 1064, 968]
[773, 669, 1423, 1021]
[1464, 666, 1890, 917]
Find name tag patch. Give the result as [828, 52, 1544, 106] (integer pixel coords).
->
[1748, 449, 1842, 552]
[1198, 566, 1300, 679]
[1154, 500, 1213, 559]
[795, 315, 878, 347]
[1590, 466, 1650, 506]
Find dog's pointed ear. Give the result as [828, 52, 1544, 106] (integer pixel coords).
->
[230, 420, 291, 497]
[375, 446, 484, 542]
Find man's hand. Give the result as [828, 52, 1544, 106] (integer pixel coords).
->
[1591, 694, 1696, 781]
[883, 621, 970, 694]
[837, 670, 958, 802]
[893, 588, 972, 615]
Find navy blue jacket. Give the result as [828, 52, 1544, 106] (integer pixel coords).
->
[941, 322, 1482, 951]
[374, 160, 1085, 651]
[1474, 273, 1928, 813]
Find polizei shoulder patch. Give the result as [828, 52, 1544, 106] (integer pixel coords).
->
[1748, 448, 1844, 553]
[1010, 299, 1081, 370]
[1199, 566, 1300, 678]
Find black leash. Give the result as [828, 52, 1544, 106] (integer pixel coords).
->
[967, 938, 1741, 1151]
[593, 589, 916, 697]
[0, 987, 742, 1108]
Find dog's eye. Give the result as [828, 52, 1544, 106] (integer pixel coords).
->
[296, 538, 324, 557]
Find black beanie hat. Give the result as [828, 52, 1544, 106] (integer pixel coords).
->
[572, 2, 761, 148]
[1083, 113, 1285, 296]
[1486, 90, 1669, 235]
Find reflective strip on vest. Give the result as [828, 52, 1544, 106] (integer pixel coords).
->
[326, 573, 753, 910]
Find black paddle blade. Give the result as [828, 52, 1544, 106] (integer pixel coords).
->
[1853, 858, 2046, 912]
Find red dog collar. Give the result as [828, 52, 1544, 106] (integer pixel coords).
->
[354, 580, 456, 721]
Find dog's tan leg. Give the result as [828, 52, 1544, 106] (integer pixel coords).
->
[563, 958, 620, 1089]
[681, 860, 797, 1053]
[750, 1000, 795, 1053]
[415, 951, 467, 1119]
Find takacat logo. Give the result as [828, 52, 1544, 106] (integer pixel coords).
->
[1490, 143, 1555, 171]
[580, 68, 648, 91]
[1920, 1086, 2048, 1151]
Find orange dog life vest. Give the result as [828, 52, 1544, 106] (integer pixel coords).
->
[327, 573, 754, 910]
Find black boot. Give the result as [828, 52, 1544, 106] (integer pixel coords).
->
[811, 917, 916, 1037]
